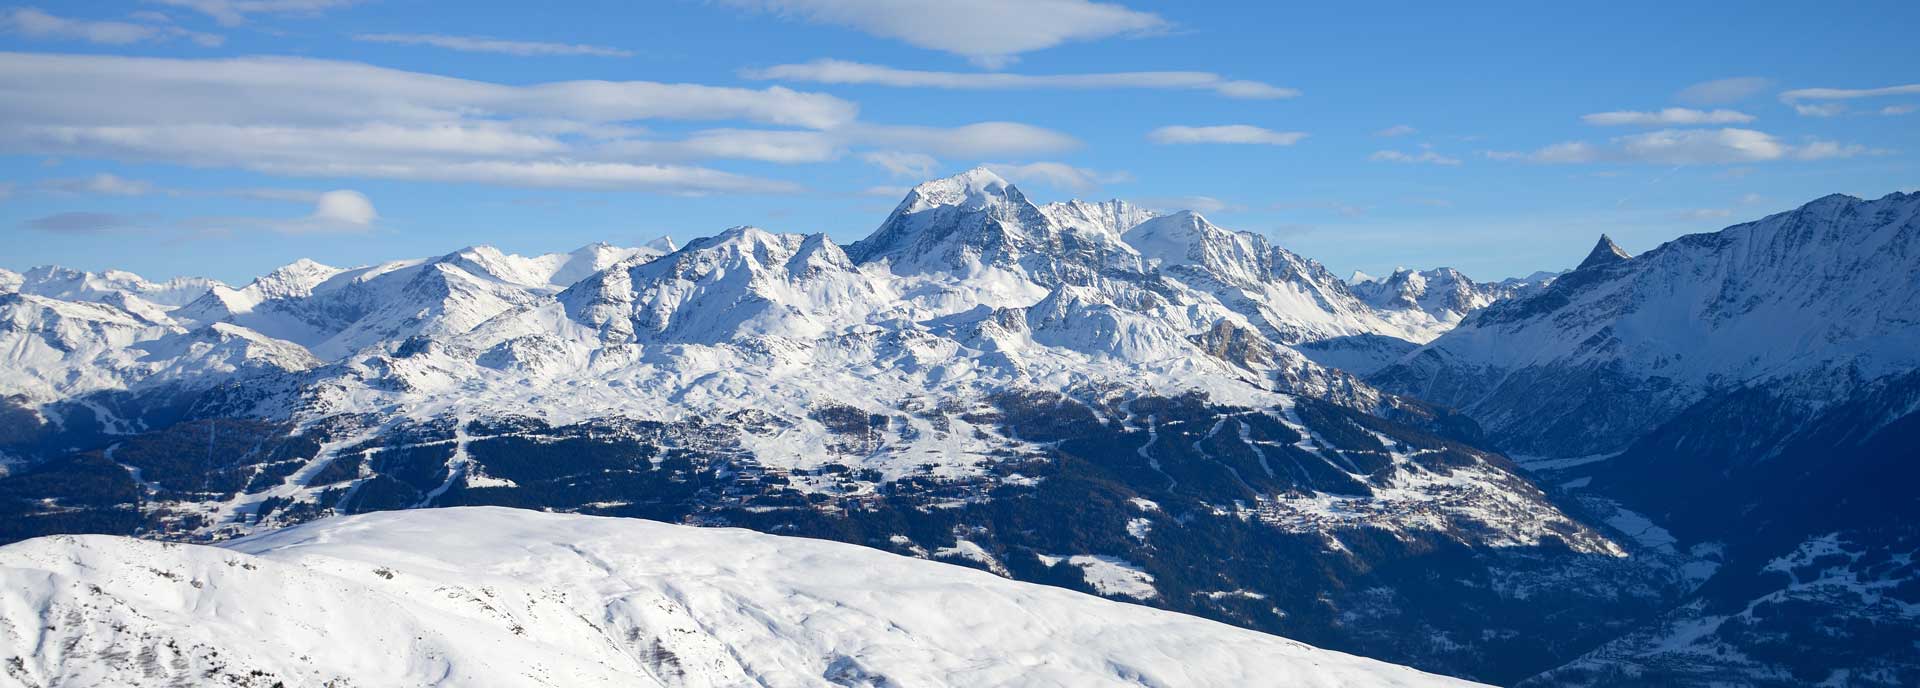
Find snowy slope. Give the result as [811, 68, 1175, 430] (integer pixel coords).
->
[0, 507, 1483, 688]
[0, 170, 1621, 562]
[1374, 191, 1920, 455]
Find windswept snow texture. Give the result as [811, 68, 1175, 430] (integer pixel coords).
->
[0, 507, 1482, 688]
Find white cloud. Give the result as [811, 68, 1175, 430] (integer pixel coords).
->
[742, 59, 1296, 99]
[1675, 77, 1770, 106]
[352, 33, 634, 57]
[860, 151, 938, 178]
[1580, 108, 1754, 126]
[602, 124, 1075, 165]
[186, 188, 382, 237]
[1147, 125, 1306, 146]
[0, 52, 871, 194]
[599, 129, 843, 164]
[1369, 149, 1461, 166]
[1791, 140, 1870, 161]
[0, 53, 1083, 193]
[269, 160, 802, 194]
[1780, 83, 1920, 101]
[982, 162, 1129, 193]
[302, 189, 376, 228]
[1373, 124, 1416, 137]
[717, 0, 1167, 68]
[1792, 103, 1846, 118]
[0, 52, 857, 129]
[853, 122, 1079, 158]
[1487, 128, 1872, 165]
[1882, 105, 1917, 116]
[1610, 129, 1785, 164]
[3, 7, 223, 46]
[148, 0, 359, 27]
[43, 173, 154, 196]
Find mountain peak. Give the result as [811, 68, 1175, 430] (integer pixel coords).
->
[899, 167, 1016, 213]
[1577, 234, 1632, 270]
[848, 169, 1051, 273]
[643, 235, 678, 253]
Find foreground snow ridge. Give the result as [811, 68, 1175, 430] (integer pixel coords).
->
[0, 507, 1481, 687]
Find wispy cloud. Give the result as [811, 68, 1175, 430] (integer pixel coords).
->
[1792, 103, 1846, 118]
[1780, 83, 1920, 101]
[1675, 77, 1770, 106]
[3, 7, 222, 46]
[23, 211, 142, 234]
[715, 0, 1167, 68]
[0, 53, 1087, 193]
[1373, 124, 1416, 137]
[0, 52, 865, 194]
[23, 184, 380, 237]
[1486, 128, 1873, 165]
[982, 161, 1129, 193]
[1580, 108, 1754, 126]
[1147, 125, 1306, 146]
[1369, 148, 1461, 165]
[743, 59, 1296, 99]
[147, 0, 359, 27]
[179, 190, 381, 237]
[42, 173, 155, 196]
[853, 122, 1079, 158]
[860, 151, 938, 178]
[352, 33, 634, 57]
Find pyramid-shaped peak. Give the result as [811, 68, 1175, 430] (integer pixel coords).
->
[900, 167, 1019, 212]
[1577, 234, 1632, 270]
[933, 167, 1008, 193]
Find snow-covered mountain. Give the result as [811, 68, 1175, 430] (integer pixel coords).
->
[1349, 266, 1557, 340]
[1299, 267, 1558, 376]
[1374, 192, 1920, 457]
[1368, 192, 1920, 685]
[7, 264, 223, 309]
[12, 173, 1910, 685]
[0, 507, 1480, 687]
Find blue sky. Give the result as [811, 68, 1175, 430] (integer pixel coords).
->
[2, 0, 1916, 284]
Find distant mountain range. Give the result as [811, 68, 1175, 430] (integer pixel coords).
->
[2, 170, 1913, 686]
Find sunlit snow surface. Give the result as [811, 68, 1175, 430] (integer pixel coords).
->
[0, 507, 1484, 687]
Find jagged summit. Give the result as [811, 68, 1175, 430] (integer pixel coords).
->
[1038, 199, 1158, 238]
[1577, 234, 1632, 270]
[643, 235, 678, 253]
